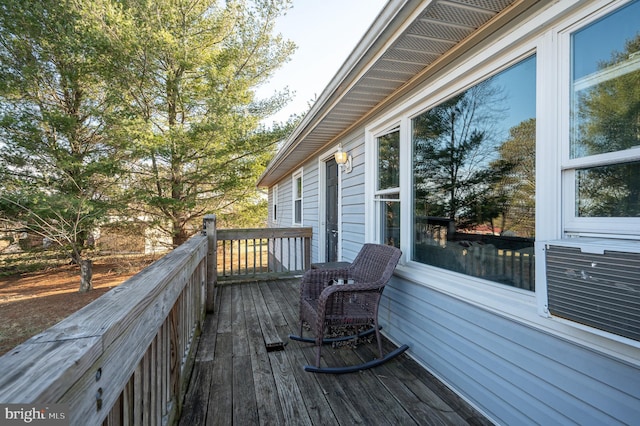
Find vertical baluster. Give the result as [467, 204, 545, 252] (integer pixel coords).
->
[258, 238, 261, 274]
[123, 375, 133, 424]
[184, 284, 189, 359]
[304, 233, 311, 270]
[107, 390, 123, 426]
[163, 321, 169, 417]
[150, 338, 157, 426]
[244, 238, 248, 275]
[157, 322, 164, 421]
[142, 344, 150, 426]
[133, 363, 142, 424]
[237, 239, 241, 275]
[238, 239, 242, 274]
[268, 238, 276, 272]
[182, 283, 187, 353]
[186, 281, 190, 345]
[155, 325, 162, 423]
[222, 240, 227, 276]
[286, 237, 290, 272]
[189, 277, 193, 340]
[253, 238, 257, 275]
[272, 237, 276, 273]
[230, 239, 234, 275]
[279, 237, 283, 273]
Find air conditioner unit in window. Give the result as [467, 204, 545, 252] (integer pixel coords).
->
[545, 239, 640, 342]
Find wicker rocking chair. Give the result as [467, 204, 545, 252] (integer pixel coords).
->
[289, 243, 409, 373]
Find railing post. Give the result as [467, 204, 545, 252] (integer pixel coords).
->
[203, 214, 217, 313]
[304, 234, 311, 270]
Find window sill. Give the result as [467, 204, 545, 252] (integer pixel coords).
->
[395, 261, 536, 321]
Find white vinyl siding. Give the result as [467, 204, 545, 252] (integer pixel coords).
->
[277, 179, 292, 226]
[339, 136, 368, 260]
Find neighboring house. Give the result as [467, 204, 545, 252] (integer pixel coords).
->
[258, 0, 640, 424]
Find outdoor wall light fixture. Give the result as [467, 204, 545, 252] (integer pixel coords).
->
[334, 146, 352, 173]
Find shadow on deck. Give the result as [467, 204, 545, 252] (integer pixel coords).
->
[178, 278, 492, 425]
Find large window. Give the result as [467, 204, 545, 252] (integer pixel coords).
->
[376, 130, 400, 248]
[412, 56, 536, 290]
[565, 0, 640, 233]
[292, 170, 303, 225]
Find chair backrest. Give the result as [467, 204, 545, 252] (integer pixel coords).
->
[347, 243, 401, 287]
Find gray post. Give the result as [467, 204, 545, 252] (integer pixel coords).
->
[203, 214, 217, 313]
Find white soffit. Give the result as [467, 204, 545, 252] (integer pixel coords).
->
[258, 0, 522, 187]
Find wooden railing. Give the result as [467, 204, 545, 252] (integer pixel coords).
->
[211, 224, 312, 283]
[0, 215, 311, 425]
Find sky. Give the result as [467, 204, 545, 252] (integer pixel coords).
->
[256, 0, 388, 125]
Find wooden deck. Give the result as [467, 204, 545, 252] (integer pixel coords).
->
[178, 278, 492, 425]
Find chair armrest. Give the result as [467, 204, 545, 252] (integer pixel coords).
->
[300, 268, 350, 299]
[315, 281, 383, 317]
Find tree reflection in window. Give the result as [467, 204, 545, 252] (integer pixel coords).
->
[412, 56, 536, 290]
[378, 131, 400, 191]
[376, 130, 400, 248]
[571, 0, 640, 218]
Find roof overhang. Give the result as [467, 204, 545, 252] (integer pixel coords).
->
[257, 0, 541, 188]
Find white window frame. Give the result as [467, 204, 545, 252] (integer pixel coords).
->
[374, 127, 401, 246]
[366, 123, 402, 245]
[558, 0, 640, 239]
[272, 184, 278, 224]
[363, 11, 542, 322]
[292, 168, 303, 226]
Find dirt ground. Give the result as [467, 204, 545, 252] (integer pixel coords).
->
[0, 256, 157, 356]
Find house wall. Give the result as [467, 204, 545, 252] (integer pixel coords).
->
[268, 0, 640, 423]
[332, 126, 639, 424]
[379, 277, 639, 425]
[336, 122, 640, 425]
[269, 168, 319, 269]
[303, 163, 320, 262]
[340, 134, 367, 260]
[270, 179, 290, 226]
[270, 135, 367, 263]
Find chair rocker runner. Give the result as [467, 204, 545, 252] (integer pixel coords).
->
[289, 243, 409, 374]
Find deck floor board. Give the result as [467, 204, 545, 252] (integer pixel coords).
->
[179, 278, 492, 425]
[242, 284, 285, 425]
